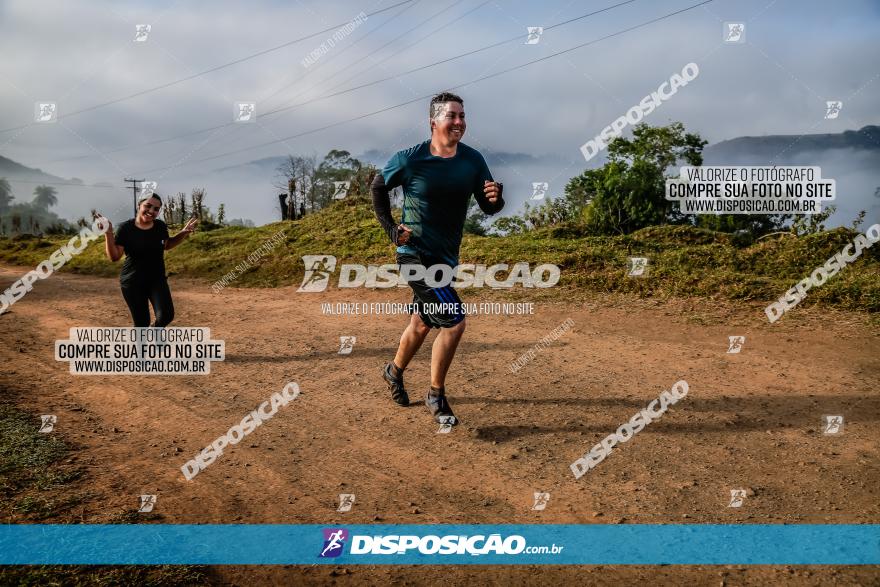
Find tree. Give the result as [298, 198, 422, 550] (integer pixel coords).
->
[491, 215, 528, 235]
[572, 123, 706, 235]
[32, 185, 58, 210]
[217, 203, 226, 225]
[314, 149, 362, 208]
[275, 154, 317, 217]
[522, 197, 577, 230]
[163, 198, 176, 224]
[190, 188, 206, 221]
[175, 192, 188, 224]
[463, 198, 488, 235]
[0, 178, 12, 212]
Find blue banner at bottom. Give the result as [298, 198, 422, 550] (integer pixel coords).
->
[0, 525, 877, 565]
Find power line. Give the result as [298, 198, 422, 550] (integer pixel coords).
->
[257, 0, 640, 118]
[134, 0, 715, 175]
[41, 0, 476, 165]
[281, 0, 490, 122]
[256, 0, 435, 111]
[140, 0, 429, 179]
[0, 0, 418, 134]
[40, 0, 635, 166]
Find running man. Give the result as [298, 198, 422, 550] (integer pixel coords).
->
[372, 91, 504, 425]
[102, 194, 198, 327]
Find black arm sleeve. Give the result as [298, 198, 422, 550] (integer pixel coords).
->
[371, 173, 399, 245]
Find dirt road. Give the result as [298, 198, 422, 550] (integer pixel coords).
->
[1, 265, 877, 585]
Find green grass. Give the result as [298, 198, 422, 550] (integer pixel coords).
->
[1, 197, 878, 311]
[0, 402, 212, 585]
[0, 403, 71, 501]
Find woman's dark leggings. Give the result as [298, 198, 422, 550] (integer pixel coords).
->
[121, 279, 175, 327]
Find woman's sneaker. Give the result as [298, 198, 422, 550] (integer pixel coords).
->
[425, 387, 457, 425]
[383, 362, 409, 406]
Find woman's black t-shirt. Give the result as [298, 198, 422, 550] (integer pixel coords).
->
[114, 219, 169, 287]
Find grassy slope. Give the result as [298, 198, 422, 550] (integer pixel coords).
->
[0, 196, 878, 311]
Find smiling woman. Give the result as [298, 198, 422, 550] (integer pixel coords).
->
[98, 194, 198, 327]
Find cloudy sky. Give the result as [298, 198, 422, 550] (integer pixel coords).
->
[0, 0, 878, 225]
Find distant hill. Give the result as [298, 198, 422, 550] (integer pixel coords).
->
[0, 154, 72, 185]
[704, 125, 880, 163]
[214, 149, 567, 174]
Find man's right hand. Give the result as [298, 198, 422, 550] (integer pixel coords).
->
[395, 224, 413, 245]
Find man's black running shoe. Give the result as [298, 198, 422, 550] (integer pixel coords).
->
[426, 387, 457, 425]
[383, 362, 409, 406]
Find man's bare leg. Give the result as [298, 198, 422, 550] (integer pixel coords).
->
[393, 312, 431, 373]
[430, 318, 466, 389]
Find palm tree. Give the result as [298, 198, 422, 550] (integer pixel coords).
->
[32, 185, 58, 209]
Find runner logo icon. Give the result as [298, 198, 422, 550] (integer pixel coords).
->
[531, 492, 550, 511]
[298, 255, 337, 292]
[134, 24, 151, 42]
[724, 22, 745, 42]
[138, 494, 157, 512]
[320, 528, 349, 558]
[823, 415, 843, 435]
[727, 336, 745, 354]
[337, 494, 355, 512]
[39, 415, 57, 433]
[338, 337, 356, 355]
[728, 489, 746, 508]
[525, 26, 543, 44]
[824, 101, 842, 119]
[332, 181, 351, 199]
[35, 102, 57, 123]
[628, 257, 649, 277]
[531, 182, 548, 200]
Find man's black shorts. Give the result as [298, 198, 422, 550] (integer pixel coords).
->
[397, 251, 465, 329]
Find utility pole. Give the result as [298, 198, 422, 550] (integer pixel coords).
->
[124, 178, 144, 217]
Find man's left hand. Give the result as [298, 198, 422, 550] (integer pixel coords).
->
[484, 180, 502, 203]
